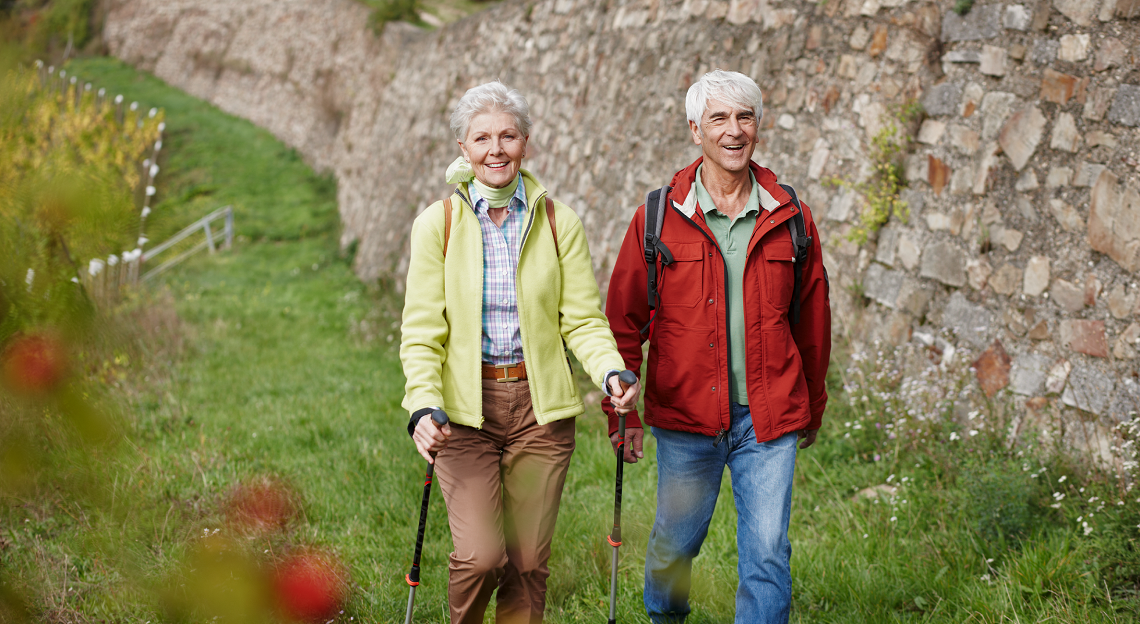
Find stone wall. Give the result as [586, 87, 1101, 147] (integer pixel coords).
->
[102, 0, 1140, 455]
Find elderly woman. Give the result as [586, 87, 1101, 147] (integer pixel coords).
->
[400, 81, 640, 623]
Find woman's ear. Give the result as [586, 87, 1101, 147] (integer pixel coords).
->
[458, 139, 470, 162]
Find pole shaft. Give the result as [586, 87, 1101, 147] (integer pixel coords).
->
[607, 412, 627, 623]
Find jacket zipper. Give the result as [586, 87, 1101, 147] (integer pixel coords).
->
[671, 204, 733, 440]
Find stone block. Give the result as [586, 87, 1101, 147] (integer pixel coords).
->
[950, 165, 974, 195]
[1050, 112, 1081, 152]
[863, 263, 905, 308]
[928, 155, 950, 195]
[974, 339, 1012, 397]
[998, 105, 1047, 171]
[1048, 199, 1085, 233]
[967, 257, 993, 290]
[808, 139, 830, 179]
[921, 240, 966, 287]
[1107, 85, 1140, 127]
[949, 125, 980, 154]
[849, 24, 870, 50]
[1108, 285, 1137, 319]
[1060, 319, 1109, 357]
[981, 92, 1019, 142]
[1058, 34, 1091, 62]
[1050, 279, 1086, 312]
[1017, 196, 1039, 222]
[991, 264, 1023, 295]
[828, 186, 856, 222]
[1095, 37, 1128, 72]
[777, 114, 796, 130]
[1109, 378, 1140, 424]
[868, 24, 889, 57]
[1118, 0, 1140, 19]
[917, 120, 946, 145]
[980, 45, 1008, 76]
[1010, 353, 1051, 396]
[1015, 170, 1039, 192]
[1061, 363, 1114, 416]
[941, 5, 1003, 41]
[1053, 0, 1097, 26]
[1114, 322, 1140, 359]
[1031, 38, 1060, 65]
[1046, 359, 1072, 394]
[923, 82, 961, 117]
[1088, 170, 1140, 273]
[1040, 68, 1081, 105]
[1086, 131, 1118, 149]
[1004, 4, 1033, 30]
[973, 142, 1001, 195]
[943, 291, 995, 348]
[1024, 256, 1051, 297]
[875, 226, 898, 267]
[1084, 87, 1116, 121]
[900, 188, 925, 217]
[1073, 162, 1107, 187]
[961, 83, 984, 118]
[897, 233, 921, 270]
[1046, 166, 1072, 188]
[1000, 228, 1025, 252]
[896, 277, 933, 317]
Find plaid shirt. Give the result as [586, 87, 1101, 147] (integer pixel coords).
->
[470, 176, 528, 365]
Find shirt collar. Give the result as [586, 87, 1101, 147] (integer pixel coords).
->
[468, 173, 528, 215]
[694, 164, 762, 218]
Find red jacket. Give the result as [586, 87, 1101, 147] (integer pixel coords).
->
[603, 158, 831, 443]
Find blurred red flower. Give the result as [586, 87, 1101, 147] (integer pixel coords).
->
[226, 477, 297, 533]
[2, 334, 67, 396]
[273, 551, 345, 623]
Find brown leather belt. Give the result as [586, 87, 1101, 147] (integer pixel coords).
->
[482, 362, 527, 382]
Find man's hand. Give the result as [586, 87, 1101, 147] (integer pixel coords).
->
[412, 414, 452, 463]
[797, 428, 819, 449]
[607, 374, 641, 414]
[610, 427, 645, 463]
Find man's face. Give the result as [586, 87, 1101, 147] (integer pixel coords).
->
[688, 99, 759, 176]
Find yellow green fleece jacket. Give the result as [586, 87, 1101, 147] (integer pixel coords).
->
[400, 169, 625, 428]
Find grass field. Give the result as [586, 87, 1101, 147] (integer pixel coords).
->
[3, 56, 1138, 623]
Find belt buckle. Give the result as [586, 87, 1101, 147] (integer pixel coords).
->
[496, 363, 519, 383]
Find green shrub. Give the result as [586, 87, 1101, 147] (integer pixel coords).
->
[365, 0, 420, 31]
[961, 458, 1041, 544]
[953, 0, 976, 16]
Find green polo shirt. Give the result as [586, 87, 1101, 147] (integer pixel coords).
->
[694, 164, 761, 405]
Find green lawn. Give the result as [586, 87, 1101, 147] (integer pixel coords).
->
[3, 56, 1134, 623]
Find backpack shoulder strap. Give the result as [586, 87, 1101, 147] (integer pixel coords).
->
[545, 196, 559, 257]
[779, 183, 811, 325]
[443, 196, 453, 257]
[643, 185, 673, 315]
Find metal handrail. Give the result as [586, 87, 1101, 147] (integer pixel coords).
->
[141, 206, 233, 281]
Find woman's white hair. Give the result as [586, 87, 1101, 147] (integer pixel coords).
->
[450, 81, 533, 142]
[685, 70, 764, 129]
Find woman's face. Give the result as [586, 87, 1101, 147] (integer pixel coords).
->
[459, 111, 527, 189]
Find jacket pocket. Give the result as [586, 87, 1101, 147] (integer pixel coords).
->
[660, 242, 705, 308]
[762, 240, 796, 309]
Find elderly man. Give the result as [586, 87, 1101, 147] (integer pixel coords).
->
[602, 70, 831, 623]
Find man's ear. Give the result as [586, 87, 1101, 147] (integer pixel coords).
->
[689, 120, 702, 146]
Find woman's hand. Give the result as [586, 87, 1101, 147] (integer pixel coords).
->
[412, 414, 452, 463]
[607, 375, 641, 414]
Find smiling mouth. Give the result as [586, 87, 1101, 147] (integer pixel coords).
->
[723, 144, 745, 152]
[485, 162, 509, 169]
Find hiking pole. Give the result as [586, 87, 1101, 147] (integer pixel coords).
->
[608, 370, 638, 624]
[405, 409, 449, 624]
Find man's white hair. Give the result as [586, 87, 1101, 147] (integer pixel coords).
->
[685, 70, 764, 129]
[450, 81, 532, 142]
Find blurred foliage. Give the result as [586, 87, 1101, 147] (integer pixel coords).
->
[1, 0, 94, 59]
[364, 0, 422, 31]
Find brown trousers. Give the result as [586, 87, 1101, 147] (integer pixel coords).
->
[434, 379, 576, 624]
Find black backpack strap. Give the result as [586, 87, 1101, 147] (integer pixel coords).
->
[641, 185, 673, 334]
[779, 184, 811, 325]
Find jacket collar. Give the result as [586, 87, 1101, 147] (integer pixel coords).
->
[669, 157, 789, 218]
[455, 168, 547, 213]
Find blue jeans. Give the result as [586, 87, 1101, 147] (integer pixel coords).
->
[644, 403, 798, 624]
